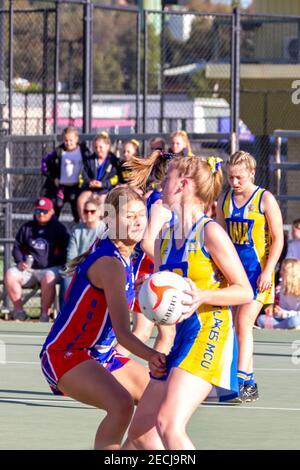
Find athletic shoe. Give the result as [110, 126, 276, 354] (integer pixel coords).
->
[39, 312, 49, 323]
[243, 383, 259, 402]
[227, 383, 244, 404]
[13, 310, 29, 321]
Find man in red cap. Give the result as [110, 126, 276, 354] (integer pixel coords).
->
[4, 197, 70, 322]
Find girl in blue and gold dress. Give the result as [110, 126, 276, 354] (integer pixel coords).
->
[217, 151, 283, 402]
[124, 156, 253, 450]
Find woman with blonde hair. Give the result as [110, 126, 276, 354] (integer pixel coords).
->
[124, 155, 252, 450]
[77, 132, 119, 220]
[216, 151, 284, 402]
[119, 139, 140, 184]
[169, 130, 193, 158]
[257, 258, 300, 329]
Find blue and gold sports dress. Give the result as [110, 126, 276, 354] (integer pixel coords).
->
[222, 186, 274, 304]
[159, 215, 238, 400]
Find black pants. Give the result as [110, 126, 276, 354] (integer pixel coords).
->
[42, 183, 81, 222]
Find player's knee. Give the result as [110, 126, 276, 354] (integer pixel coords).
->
[157, 324, 175, 340]
[132, 328, 151, 344]
[156, 410, 179, 442]
[110, 391, 134, 424]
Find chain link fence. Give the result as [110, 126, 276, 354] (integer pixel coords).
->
[0, 3, 299, 229]
[1, 2, 300, 314]
[144, 11, 232, 137]
[239, 14, 300, 200]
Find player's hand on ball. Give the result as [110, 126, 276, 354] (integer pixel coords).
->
[179, 277, 202, 321]
[149, 352, 166, 378]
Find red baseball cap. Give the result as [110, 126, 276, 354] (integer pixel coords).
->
[35, 197, 53, 211]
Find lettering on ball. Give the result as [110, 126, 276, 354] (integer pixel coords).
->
[159, 294, 177, 324]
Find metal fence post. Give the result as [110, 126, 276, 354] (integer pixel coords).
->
[136, 10, 141, 134]
[159, 9, 165, 134]
[4, 141, 13, 310]
[230, 5, 240, 154]
[42, 10, 49, 135]
[143, 10, 148, 136]
[0, 0, 5, 126]
[83, 0, 93, 134]
[275, 134, 282, 196]
[8, 0, 13, 136]
[53, 0, 60, 140]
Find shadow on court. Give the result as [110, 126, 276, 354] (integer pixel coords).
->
[0, 322, 300, 450]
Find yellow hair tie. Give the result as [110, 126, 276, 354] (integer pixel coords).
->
[131, 139, 139, 147]
[99, 131, 109, 138]
[207, 156, 223, 174]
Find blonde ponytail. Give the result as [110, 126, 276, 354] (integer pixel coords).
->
[123, 150, 161, 189]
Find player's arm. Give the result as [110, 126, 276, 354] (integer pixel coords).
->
[153, 236, 162, 273]
[87, 256, 165, 371]
[215, 192, 227, 229]
[140, 201, 172, 259]
[182, 222, 253, 314]
[258, 191, 284, 292]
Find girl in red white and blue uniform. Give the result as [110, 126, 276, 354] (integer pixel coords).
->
[40, 186, 166, 450]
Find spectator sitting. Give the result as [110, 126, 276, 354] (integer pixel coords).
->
[61, 195, 107, 297]
[291, 218, 300, 241]
[4, 197, 70, 322]
[41, 126, 91, 223]
[77, 132, 119, 220]
[257, 258, 300, 329]
[169, 130, 194, 158]
[286, 218, 300, 260]
[119, 139, 140, 184]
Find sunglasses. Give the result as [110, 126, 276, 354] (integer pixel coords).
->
[84, 209, 97, 214]
[35, 209, 49, 215]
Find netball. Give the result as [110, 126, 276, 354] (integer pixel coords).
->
[138, 271, 190, 325]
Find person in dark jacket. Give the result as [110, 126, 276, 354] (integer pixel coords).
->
[77, 132, 119, 220]
[41, 126, 91, 222]
[4, 197, 70, 322]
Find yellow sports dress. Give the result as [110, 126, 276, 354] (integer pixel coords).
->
[159, 215, 238, 401]
[222, 186, 274, 305]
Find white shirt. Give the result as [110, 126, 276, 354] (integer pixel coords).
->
[60, 147, 82, 185]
